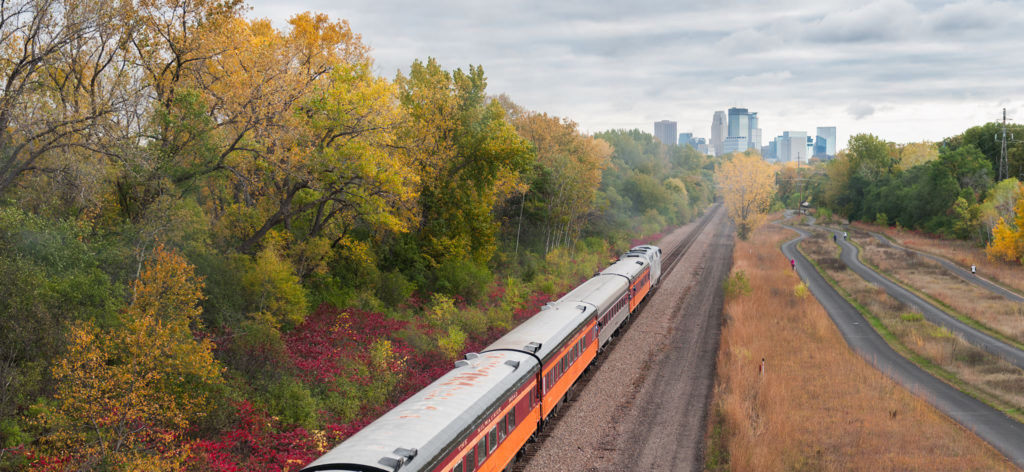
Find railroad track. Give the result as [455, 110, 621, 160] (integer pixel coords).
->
[509, 202, 722, 471]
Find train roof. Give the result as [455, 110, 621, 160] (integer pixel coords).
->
[482, 302, 596, 363]
[556, 274, 629, 310]
[600, 256, 649, 280]
[301, 350, 538, 472]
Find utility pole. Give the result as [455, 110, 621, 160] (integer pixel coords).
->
[997, 108, 1012, 182]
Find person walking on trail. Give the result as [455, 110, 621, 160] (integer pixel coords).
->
[843, 231, 848, 240]
[971, 264, 977, 275]
[790, 259, 796, 270]
[833, 233, 837, 242]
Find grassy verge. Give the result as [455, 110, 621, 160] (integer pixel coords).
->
[705, 223, 1016, 471]
[853, 221, 1024, 296]
[844, 229, 1024, 348]
[799, 226, 1024, 421]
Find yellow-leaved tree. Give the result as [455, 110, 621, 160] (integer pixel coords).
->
[986, 182, 1024, 263]
[716, 152, 777, 239]
[38, 245, 222, 470]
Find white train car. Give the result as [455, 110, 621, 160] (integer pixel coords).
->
[300, 350, 539, 472]
[483, 301, 599, 421]
[556, 275, 629, 349]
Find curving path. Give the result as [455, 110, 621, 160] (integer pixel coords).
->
[780, 224, 1024, 468]
[868, 232, 1024, 303]
[818, 226, 1024, 370]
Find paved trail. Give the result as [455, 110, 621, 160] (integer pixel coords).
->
[868, 231, 1024, 303]
[781, 223, 1024, 468]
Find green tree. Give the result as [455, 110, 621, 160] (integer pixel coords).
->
[395, 58, 533, 286]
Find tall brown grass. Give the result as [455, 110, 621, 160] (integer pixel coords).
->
[708, 223, 1017, 471]
[853, 221, 1024, 295]
[801, 228, 1024, 418]
[849, 230, 1024, 344]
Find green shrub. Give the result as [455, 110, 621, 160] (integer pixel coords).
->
[265, 377, 318, 430]
[875, 212, 889, 226]
[900, 312, 923, 322]
[376, 270, 416, 307]
[793, 282, 809, 298]
[723, 270, 752, 298]
[435, 258, 492, 303]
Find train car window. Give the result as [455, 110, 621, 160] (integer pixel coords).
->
[498, 417, 507, 441]
[477, 438, 487, 465]
[464, 449, 475, 472]
[454, 460, 463, 472]
[507, 409, 516, 431]
[488, 428, 498, 453]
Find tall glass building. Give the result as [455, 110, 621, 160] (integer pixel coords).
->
[815, 126, 837, 158]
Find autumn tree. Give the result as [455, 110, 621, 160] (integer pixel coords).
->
[716, 152, 776, 239]
[986, 181, 1024, 263]
[508, 108, 611, 253]
[37, 245, 222, 469]
[896, 141, 939, 170]
[0, 0, 137, 196]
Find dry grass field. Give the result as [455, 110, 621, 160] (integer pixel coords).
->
[707, 223, 1018, 472]
[800, 228, 1024, 417]
[853, 221, 1024, 295]
[848, 230, 1024, 345]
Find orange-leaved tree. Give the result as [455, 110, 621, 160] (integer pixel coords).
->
[37, 245, 222, 470]
[716, 151, 777, 239]
[986, 181, 1024, 263]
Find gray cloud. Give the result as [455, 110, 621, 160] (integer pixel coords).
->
[848, 102, 877, 119]
[248, 0, 1024, 145]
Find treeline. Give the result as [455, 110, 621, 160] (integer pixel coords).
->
[0, 1, 712, 470]
[775, 125, 1024, 263]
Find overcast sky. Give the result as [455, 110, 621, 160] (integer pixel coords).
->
[247, 0, 1024, 150]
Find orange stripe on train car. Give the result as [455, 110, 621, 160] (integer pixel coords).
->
[541, 340, 598, 419]
[436, 384, 541, 472]
[474, 404, 542, 472]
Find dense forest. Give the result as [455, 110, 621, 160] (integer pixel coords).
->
[0, 1, 713, 470]
[774, 127, 1024, 262]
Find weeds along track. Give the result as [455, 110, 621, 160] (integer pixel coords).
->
[509, 203, 722, 472]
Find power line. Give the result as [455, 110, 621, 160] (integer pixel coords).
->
[997, 108, 1013, 182]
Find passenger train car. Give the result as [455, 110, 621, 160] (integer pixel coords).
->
[300, 245, 662, 472]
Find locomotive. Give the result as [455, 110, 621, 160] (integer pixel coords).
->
[300, 245, 663, 472]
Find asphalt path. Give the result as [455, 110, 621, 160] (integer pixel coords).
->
[868, 232, 1024, 303]
[780, 224, 1024, 468]
[819, 226, 1024, 370]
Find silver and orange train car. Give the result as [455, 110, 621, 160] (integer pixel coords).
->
[300, 245, 662, 472]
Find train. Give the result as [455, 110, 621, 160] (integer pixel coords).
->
[300, 245, 664, 472]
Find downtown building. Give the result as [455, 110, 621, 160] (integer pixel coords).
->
[814, 126, 837, 159]
[710, 111, 726, 156]
[712, 108, 762, 156]
[654, 120, 678, 146]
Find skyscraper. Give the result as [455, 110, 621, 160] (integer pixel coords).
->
[815, 126, 837, 158]
[723, 107, 762, 153]
[778, 131, 808, 163]
[727, 108, 749, 146]
[748, 113, 761, 150]
[678, 132, 693, 146]
[654, 120, 678, 146]
[711, 111, 726, 156]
